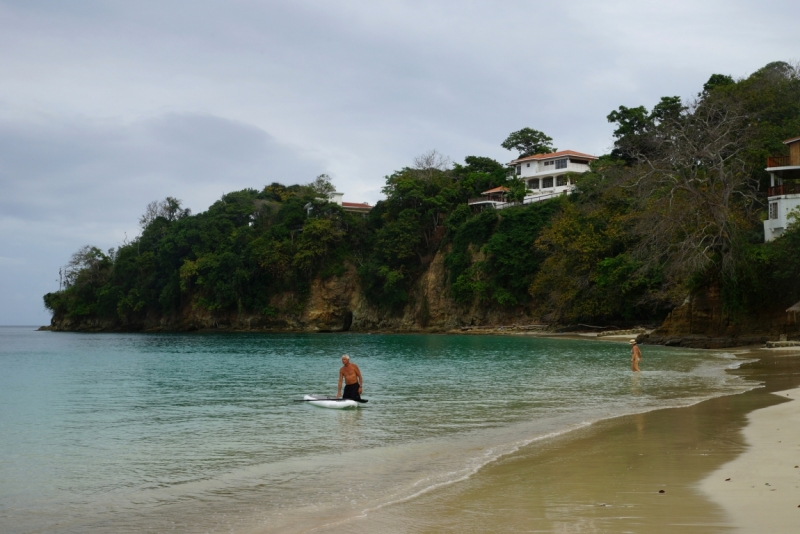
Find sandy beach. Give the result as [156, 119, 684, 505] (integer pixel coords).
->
[701, 387, 800, 533]
[307, 345, 800, 534]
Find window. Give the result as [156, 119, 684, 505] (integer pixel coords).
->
[528, 179, 539, 189]
[526, 163, 530, 167]
[515, 165, 521, 175]
[544, 160, 554, 166]
[542, 177, 554, 188]
[555, 159, 567, 169]
[770, 202, 779, 220]
[556, 175, 567, 186]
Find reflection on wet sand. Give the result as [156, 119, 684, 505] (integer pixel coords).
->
[314, 352, 800, 534]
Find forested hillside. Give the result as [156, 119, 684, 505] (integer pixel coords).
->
[44, 62, 800, 342]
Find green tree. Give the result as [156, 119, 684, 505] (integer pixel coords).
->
[607, 96, 684, 162]
[138, 197, 191, 229]
[308, 174, 337, 197]
[702, 74, 735, 96]
[501, 128, 556, 158]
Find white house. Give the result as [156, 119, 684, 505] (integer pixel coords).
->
[328, 192, 373, 214]
[468, 150, 597, 209]
[763, 136, 800, 242]
[511, 150, 597, 201]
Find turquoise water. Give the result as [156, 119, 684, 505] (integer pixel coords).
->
[0, 327, 754, 533]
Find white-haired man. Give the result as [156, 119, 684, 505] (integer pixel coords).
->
[337, 354, 363, 401]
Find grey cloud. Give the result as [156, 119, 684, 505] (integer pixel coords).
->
[1, 0, 799, 324]
[0, 112, 324, 324]
[0, 113, 323, 223]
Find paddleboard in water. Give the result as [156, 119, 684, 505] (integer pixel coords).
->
[303, 394, 366, 409]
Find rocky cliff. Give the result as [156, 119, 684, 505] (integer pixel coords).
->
[45, 249, 799, 346]
[638, 284, 800, 348]
[45, 246, 538, 333]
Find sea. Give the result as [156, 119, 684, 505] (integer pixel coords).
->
[0, 326, 757, 533]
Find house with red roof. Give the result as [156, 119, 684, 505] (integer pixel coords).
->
[511, 150, 597, 201]
[467, 149, 597, 209]
[466, 186, 509, 209]
[328, 192, 373, 214]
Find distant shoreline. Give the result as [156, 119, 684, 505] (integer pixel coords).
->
[36, 322, 787, 352]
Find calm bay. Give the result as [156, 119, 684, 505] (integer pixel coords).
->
[0, 327, 756, 533]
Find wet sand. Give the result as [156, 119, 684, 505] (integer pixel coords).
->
[310, 348, 800, 533]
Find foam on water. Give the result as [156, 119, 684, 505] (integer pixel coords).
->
[0, 327, 759, 533]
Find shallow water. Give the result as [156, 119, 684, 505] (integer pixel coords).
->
[0, 327, 755, 533]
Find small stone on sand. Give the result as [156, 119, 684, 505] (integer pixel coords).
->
[726, 478, 731, 481]
[658, 489, 665, 494]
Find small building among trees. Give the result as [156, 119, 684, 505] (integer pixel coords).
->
[467, 186, 510, 210]
[328, 191, 373, 214]
[764, 136, 800, 242]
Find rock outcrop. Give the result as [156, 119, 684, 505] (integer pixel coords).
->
[45, 251, 799, 346]
[46, 247, 539, 334]
[638, 284, 800, 348]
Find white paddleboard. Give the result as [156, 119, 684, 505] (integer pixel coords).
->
[303, 394, 362, 409]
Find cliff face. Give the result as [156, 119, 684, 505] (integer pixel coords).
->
[639, 284, 800, 348]
[46, 251, 799, 344]
[46, 247, 538, 333]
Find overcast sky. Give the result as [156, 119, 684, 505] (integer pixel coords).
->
[1, 0, 798, 325]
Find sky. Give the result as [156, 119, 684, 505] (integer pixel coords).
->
[1, 0, 798, 325]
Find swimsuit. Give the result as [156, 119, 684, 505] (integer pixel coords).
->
[342, 382, 361, 401]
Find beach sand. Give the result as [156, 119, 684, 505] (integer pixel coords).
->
[308, 348, 800, 534]
[701, 387, 800, 533]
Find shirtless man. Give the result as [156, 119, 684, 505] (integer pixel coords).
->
[337, 354, 363, 401]
[630, 340, 642, 372]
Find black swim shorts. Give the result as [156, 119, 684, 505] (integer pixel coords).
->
[342, 382, 361, 401]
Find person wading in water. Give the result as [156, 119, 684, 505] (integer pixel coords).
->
[337, 354, 363, 401]
[630, 340, 642, 372]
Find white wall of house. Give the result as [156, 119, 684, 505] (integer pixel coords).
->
[764, 194, 800, 242]
[512, 158, 592, 201]
[329, 192, 344, 206]
[515, 159, 590, 180]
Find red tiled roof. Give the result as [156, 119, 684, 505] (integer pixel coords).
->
[509, 150, 597, 164]
[342, 202, 372, 208]
[481, 186, 509, 195]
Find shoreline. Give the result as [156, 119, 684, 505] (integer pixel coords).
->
[302, 345, 800, 534]
[39, 322, 792, 352]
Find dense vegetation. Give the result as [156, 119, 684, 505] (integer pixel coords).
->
[45, 61, 800, 328]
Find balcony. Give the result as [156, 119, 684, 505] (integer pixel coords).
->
[519, 161, 589, 178]
[468, 197, 505, 206]
[768, 183, 800, 197]
[767, 155, 791, 168]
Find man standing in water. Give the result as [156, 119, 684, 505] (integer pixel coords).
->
[630, 340, 642, 372]
[337, 354, 363, 401]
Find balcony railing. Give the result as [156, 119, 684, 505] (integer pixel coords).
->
[767, 155, 791, 168]
[768, 183, 800, 197]
[467, 197, 504, 205]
